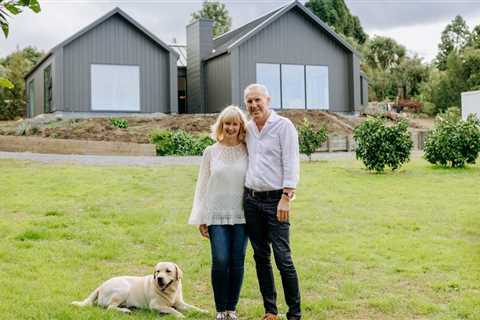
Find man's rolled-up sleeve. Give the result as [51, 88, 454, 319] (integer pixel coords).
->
[281, 120, 300, 189]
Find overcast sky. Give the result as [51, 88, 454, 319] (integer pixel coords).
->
[1, 0, 480, 62]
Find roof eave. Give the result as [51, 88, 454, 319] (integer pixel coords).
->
[24, 51, 53, 80]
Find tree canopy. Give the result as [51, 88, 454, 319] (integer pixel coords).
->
[305, 0, 367, 44]
[435, 15, 470, 70]
[191, 0, 231, 37]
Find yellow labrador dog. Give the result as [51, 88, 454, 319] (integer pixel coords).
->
[72, 262, 207, 318]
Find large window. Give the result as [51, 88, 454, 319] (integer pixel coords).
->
[256, 63, 329, 110]
[256, 63, 281, 108]
[306, 65, 329, 109]
[91, 64, 140, 111]
[281, 64, 305, 109]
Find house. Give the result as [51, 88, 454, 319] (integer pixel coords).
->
[187, 0, 368, 113]
[461, 90, 480, 120]
[25, 0, 367, 118]
[25, 7, 179, 118]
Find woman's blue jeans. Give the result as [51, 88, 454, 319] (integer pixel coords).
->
[208, 224, 248, 312]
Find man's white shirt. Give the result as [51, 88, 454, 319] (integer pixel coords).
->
[245, 110, 300, 191]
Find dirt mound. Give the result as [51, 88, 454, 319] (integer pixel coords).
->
[1, 111, 359, 144]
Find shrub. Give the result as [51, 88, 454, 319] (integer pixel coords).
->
[354, 118, 413, 172]
[297, 118, 327, 161]
[150, 130, 214, 156]
[110, 118, 128, 129]
[424, 114, 480, 167]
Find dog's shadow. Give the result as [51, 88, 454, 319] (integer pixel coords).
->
[131, 307, 211, 319]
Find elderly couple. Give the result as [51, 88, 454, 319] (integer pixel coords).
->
[188, 84, 301, 320]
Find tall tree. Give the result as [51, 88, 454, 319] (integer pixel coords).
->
[305, 0, 367, 44]
[435, 15, 470, 70]
[392, 55, 430, 99]
[191, 0, 231, 37]
[469, 25, 480, 49]
[365, 36, 406, 71]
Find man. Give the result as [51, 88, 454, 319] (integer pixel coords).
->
[243, 83, 301, 320]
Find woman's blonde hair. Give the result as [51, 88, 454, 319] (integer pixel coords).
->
[211, 105, 248, 143]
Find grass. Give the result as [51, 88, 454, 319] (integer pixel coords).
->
[0, 157, 479, 320]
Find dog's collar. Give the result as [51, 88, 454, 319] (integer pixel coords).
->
[161, 279, 174, 292]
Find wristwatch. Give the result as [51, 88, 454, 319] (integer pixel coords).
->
[282, 191, 296, 201]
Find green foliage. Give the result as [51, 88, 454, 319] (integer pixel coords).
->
[0, 0, 41, 37]
[436, 15, 471, 71]
[470, 25, 480, 49]
[150, 130, 214, 156]
[110, 118, 128, 129]
[297, 118, 327, 161]
[424, 113, 480, 168]
[365, 36, 406, 71]
[0, 77, 13, 88]
[363, 36, 408, 101]
[0, 47, 43, 119]
[392, 54, 430, 99]
[305, 0, 367, 44]
[354, 118, 413, 172]
[191, 0, 231, 37]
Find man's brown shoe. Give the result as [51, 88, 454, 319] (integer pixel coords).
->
[262, 313, 278, 320]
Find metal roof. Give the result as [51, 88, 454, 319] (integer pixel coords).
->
[206, 0, 359, 61]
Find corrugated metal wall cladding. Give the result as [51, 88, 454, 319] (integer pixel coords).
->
[62, 15, 171, 113]
[236, 9, 352, 112]
[206, 54, 231, 112]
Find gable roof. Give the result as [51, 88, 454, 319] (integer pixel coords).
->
[25, 7, 178, 79]
[206, 0, 358, 61]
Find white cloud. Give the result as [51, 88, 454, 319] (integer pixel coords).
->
[367, 15, 480, 63]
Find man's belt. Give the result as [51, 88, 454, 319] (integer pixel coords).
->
[245, 187, 283, 199]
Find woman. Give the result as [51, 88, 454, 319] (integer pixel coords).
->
[188, 105, 249, 320]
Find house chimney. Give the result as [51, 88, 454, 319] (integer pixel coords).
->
[186, 18, 213, 113]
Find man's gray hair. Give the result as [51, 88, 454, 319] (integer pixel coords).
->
[244, 83, 270, 100]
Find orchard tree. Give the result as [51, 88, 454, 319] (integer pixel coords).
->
[191, 0, 231, 37]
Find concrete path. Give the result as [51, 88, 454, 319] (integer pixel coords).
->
[0, 151, 367, 166]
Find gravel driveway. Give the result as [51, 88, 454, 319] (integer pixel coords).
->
[0, 151, 359, 166]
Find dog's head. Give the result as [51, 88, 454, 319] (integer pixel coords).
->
[153, 262, 183, 290]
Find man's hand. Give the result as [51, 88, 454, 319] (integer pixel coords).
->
[277, 197, 290, 222]
[198, 224, 209, 238]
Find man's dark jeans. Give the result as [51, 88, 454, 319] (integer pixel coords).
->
[244, 190, 301, 320]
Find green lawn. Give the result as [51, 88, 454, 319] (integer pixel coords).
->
[0, 158, 479, 320]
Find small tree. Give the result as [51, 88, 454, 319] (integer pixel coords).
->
[424, 113, 480, 168]
[191, 0, 231, 37]
[354, 118, 413, 172]
[298, 118, 327, 161]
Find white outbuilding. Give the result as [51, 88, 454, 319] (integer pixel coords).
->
[461, 90, 480, 120]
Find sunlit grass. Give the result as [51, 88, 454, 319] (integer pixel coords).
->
[0, 158, 479, 319]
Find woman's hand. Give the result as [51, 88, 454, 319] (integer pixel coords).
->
[198, 224, 209, 238]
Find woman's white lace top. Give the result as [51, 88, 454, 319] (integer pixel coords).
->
[188, 142, 247, 226]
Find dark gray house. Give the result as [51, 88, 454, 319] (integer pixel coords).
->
[25, 0, 367, 118]
[187, 0, 368, 114]
[25, 7, 179, 118]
